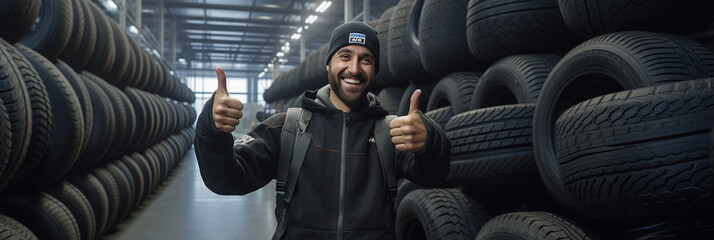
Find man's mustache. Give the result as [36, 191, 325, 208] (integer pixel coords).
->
[339, 72, 365, 81]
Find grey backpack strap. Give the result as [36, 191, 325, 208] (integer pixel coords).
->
[274, 108, 312, 240]
[374, 115, 398, 203]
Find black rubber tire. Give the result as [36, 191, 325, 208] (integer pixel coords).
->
[395, 179, 422, 210]
[533, 31, 714, 204]
[466, 0, 577, 63]
[120, 156, 145, 210]
[64, 0, 97, 71]
[17, 44, 83, 189]
[137, 52, 152, 91]
[374, 7, 405, 88]
[124, 88, 147, 154]
[388, 0, 434, 83]
[554, 78, 714, 218]
[104, 162, 132, 229]
[57, 0, 84, 64]
[103, 21, 131, 88]
[126, 37, 143, 88]
[0, 39, 31, 191]
[17, 0, 73, 62]
[471, 54, 561, 109]
[65, 172, 109, 240]
[398, 83, 436, 116]
[445, 104, 538, 188]
[424, 106, 453, 129]
[426, 72, 480, 114]
[144, 148, 163, 189]
[396, 188, 489, 240]
[0, 192, 80, 240]
[303, 45, 328, 94]
[84, 1, 115, 77]
[420, 0, 486, 77]
[558, 0, 714, 39]
[2, 41, 49, 188]
[113, 160, 138, 214]
[89, 167, 119, 235]
[0, 213, 38, 240]
[44, 181, 96, 240]
[56, 61, 92, 157]
[0, 101, 9, 185]
[476, 211, 596, 240]
[91, 78, 127, 161]
[117, 90, 137, 157]
[130, 153, 154, 205]
[377, 87, 405, 115]
[74, 73, 115, 170]
[0, 0, 41, 44]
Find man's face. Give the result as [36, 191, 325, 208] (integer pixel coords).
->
[326, 45, 376, 109]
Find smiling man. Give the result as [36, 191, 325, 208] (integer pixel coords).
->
[194, 21, 451, 240]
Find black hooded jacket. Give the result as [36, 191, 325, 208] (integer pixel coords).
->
[194, 85, 451, 240]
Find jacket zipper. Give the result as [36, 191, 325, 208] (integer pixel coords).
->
[337, 113, 348, 240]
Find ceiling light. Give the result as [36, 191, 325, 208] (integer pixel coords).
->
[316, 1, 332, 13]
[305, 15, 317, 24]
[129, 25, 139, 34]
[105, 0, 118, 11]
[258, 16, 273, 20]
[297, 27, 303, 33]
[277, 52, 284, 57]
[178, 58, 186, 63]
[259, 72, 265, 78]
[262, 4, 280, 8]
[264, 68, 268, 72]
[291, 33, 301, 40]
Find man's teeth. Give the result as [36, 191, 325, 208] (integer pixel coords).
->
[343, 78, 361, 84]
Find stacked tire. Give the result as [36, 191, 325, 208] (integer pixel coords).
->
[0, 0, 197, 238]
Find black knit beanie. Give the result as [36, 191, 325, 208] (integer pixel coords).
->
[325, 21, 380, 73]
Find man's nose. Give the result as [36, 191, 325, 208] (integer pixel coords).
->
[347, 58, 361, 76]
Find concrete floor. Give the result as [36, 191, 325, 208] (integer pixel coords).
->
[103, 147, 278, 240]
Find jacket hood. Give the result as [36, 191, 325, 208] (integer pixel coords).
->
[300, 85, 389, 118]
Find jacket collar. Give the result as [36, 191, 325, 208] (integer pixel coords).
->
[300, 85, 389, 118]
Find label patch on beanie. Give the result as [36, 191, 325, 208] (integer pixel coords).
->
[349, 33, 366, 44]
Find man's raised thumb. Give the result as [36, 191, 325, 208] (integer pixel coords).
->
[216, 66, 228, 96]
[408, 89, 422, 115]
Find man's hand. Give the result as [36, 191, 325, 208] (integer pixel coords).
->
[212, 67, 244, 133]
[389, 90, 426, 152]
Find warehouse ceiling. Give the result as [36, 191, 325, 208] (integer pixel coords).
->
[118, 0, 394, 79]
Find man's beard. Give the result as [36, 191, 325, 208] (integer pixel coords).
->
[327, 66, 370, 109]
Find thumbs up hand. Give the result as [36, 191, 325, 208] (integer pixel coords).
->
[389, 90, 427, 152]
[213, 67, 244, 133]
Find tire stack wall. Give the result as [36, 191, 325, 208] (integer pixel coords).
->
[0, 0, 197, 238]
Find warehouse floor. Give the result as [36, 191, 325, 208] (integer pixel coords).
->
[103, 146, 278, 240]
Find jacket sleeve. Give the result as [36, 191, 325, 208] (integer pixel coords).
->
[194, 92, 286, 195]
[395, 111, 451, 187]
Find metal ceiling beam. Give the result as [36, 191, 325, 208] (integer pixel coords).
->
[144, 15, 303, 27]
[176, 23, 296, 34]
[185, 38, 277, 46]
[150, 2, 302, 14]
